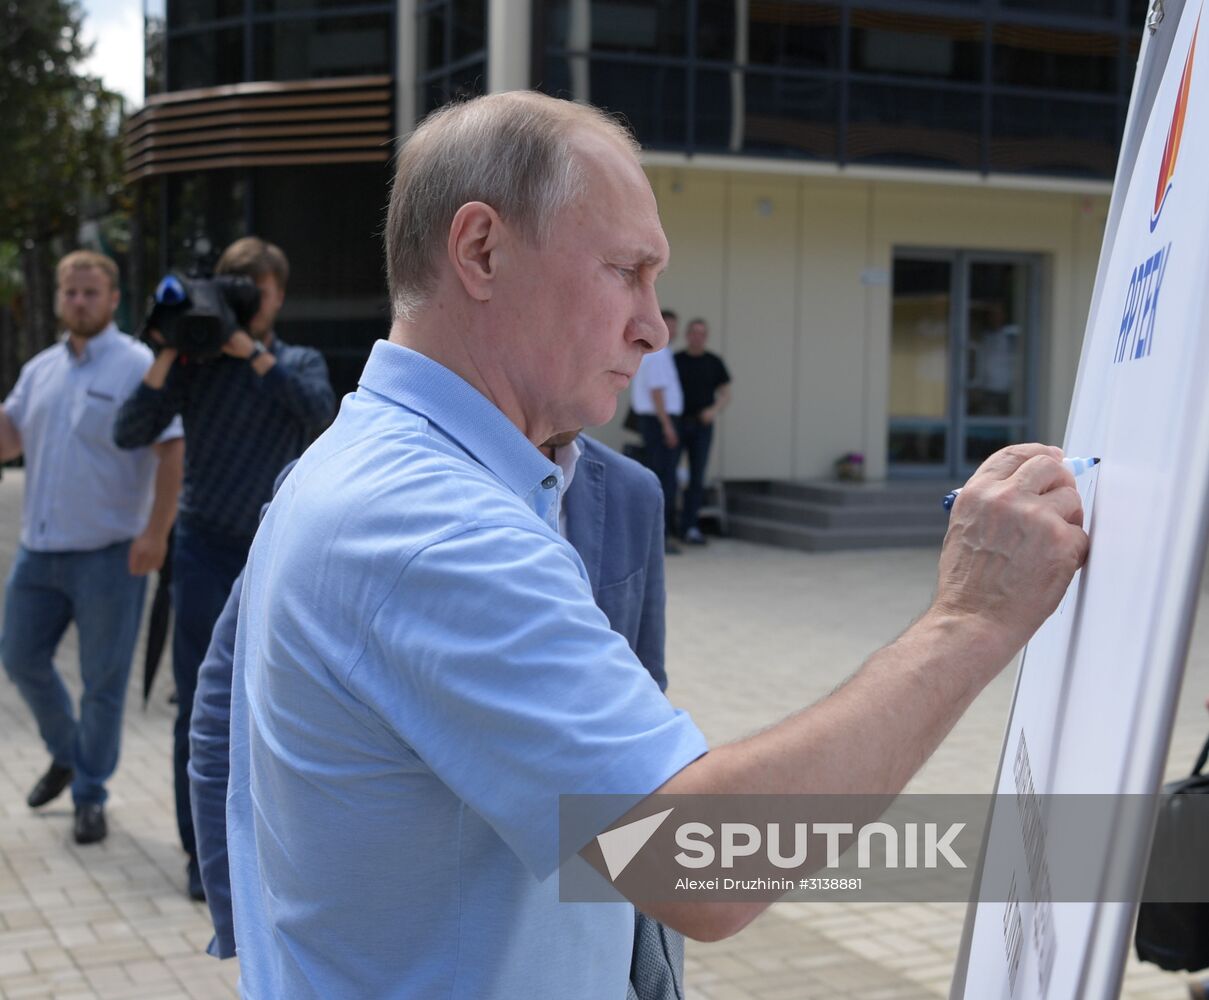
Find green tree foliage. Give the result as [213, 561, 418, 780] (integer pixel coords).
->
[0, 0, 126, 363]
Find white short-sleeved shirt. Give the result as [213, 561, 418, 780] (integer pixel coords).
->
[3, 325, 182, 552]
[630, 346, 684, 416]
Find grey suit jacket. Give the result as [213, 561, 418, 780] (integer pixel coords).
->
[567, 435, 667, 691]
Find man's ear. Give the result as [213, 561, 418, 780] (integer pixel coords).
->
[447, 201, 502, 303]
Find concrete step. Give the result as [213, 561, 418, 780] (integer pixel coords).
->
[726, 513, 947, 553]
[727, 491, 949, 530]
[727, 478, 952, 508]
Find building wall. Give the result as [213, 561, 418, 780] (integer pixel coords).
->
[596, 166, 1109, 483]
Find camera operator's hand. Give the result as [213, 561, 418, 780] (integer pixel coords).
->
[142, 338, 178, 390]
[224, 330, 277, 376]
[223, 330, 257, 359]
[128, 529, 168, 576]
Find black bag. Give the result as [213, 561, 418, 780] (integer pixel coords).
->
[1135, 733, 1209, 972]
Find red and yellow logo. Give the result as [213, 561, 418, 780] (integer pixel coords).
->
[1152, 15, 1200, 232]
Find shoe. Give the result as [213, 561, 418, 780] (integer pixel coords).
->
[27, 763, 74, 808]
[73, 803, 107, 845]
[683, 527, 708, 546]
[664, 539, 682, 555]
[187, 856, 206, 902]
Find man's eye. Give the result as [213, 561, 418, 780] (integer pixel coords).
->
[616, 266, 635, 281]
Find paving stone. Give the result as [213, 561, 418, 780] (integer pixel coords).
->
[2, 470, 1205, 998]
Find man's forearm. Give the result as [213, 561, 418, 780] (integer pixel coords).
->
[665, 608, 1011, 800]
[145, 438, 184, 540]
[143, 349, 176, 390]
[0, 408, 21, 462]
[116, 359, 181, 449]
[640, 607, 1015, 939]
[651, 388, 670, 423]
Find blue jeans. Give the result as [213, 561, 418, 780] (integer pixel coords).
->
[1, 542, 146, 805]
[679, 418, 714, 535]
[171, 520, 251, 859]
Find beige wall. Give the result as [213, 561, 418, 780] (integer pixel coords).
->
[597, 166, 1109, 483]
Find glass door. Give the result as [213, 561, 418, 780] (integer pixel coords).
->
[888, 251, 1039, 478]
[961, 256, 1036, 475]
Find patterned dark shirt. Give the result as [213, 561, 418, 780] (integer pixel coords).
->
[114, 338, 335, 538]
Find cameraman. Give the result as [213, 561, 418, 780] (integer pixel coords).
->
[114, 236, 334, 899]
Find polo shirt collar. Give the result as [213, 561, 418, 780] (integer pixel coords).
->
[62, 323, 119, 365]
[358, 340, 562, 516]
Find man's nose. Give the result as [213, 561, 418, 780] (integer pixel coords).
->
[630, 289, 667, 354]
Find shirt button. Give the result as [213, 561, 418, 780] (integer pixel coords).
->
[541, 475, 558, 490]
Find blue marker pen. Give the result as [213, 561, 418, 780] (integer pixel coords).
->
[942, 456, 1100, 512]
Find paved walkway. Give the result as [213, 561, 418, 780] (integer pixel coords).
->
[0, 468, 1204, 999]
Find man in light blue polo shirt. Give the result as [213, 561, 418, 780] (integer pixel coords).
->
[228, 92, 1089, 998]
[0, 250, 183, 845]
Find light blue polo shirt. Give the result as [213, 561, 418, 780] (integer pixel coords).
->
[2, 325, 182, 552]
[227, 341, 708, 1000]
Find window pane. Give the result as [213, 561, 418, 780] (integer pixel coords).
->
[146, 12, 168, 97]
[994, 25, 1119, 94]
[741, 72, 837, 159]
[165, 172, 249, 273]
[538, 52, 575, 96]
[421, 76, 450, 116]
[420, 64, 487, 118]
[848, 84, 982, 169]
[964, 424, 1019, 465]
[589, 0, 687, 57]
[167, 0, 243, 29]
[850, 11, 983, 83]
[252, 164, 388, 299]
[251, 162, 390, 399]
[888, 423, 947, 465]
[448, 60, 488, 101]
[255, 0, 392, 11]
[417, 9, 447, 76]
[991, 95, 1119, 176]
[452, 0, 488, 61]
[167, 28, 244, 90]
[693, 70, 732, 149]
[696, 0, 735, 61]
[254, 13, 392, 80]
[890, 258, 951, 422]
[1128, 0, 1150, 29]
[748, 2, 840, 70]
[965, 262, 1029, 420]
[999, 0, 1117, 19]
[589, 60, 687, 146]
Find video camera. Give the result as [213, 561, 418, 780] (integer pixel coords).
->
[141, 273, 260, 361]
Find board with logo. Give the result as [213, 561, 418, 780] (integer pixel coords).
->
[951, 2, 1209, 997]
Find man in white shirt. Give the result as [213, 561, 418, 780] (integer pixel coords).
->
[0, 250, 183, 845]
[630, 309, 684, 553]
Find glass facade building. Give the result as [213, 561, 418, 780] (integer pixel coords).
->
[535, 0, 1147, 179]
[130, 0, 1143, 474]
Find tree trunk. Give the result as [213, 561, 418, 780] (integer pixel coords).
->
[0, 304, 17, 396]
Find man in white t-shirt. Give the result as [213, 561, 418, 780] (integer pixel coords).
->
[630, 308, 684, 553]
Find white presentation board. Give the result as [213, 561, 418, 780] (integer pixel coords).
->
[952, 2, 1209, 997]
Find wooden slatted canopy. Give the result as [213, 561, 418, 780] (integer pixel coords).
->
[123, 75, 394, 183]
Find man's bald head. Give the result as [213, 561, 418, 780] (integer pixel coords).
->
[385, 91, 639, 322]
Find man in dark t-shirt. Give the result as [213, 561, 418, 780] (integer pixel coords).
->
[674, 318, 732, 544]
